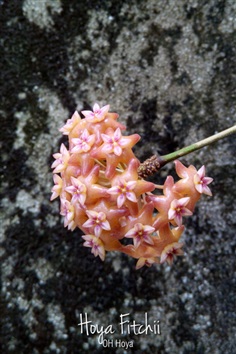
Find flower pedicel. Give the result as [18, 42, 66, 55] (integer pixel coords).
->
[51, 104, 213, 269]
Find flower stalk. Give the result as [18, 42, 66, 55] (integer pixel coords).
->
[138, 124, 236, 178]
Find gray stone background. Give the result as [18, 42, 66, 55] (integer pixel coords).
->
[0, 0, 236, 353]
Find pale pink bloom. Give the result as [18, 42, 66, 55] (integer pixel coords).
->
[51, 174, 63, 200]
[101, 128, 129, 156]
[168, 197, 192, 226]
[65, 177, 87, 205]
[71, 129, 95, 153]
[82, 103, 110, 123]
[59, 111, 81, 135]
[160, 242, 184, 265]
[136, 257, 158, 270]
[60, 199, 76, 231]
[82, 234, 105, 261]
[125, 223, 155, 248]
[194, 165, 213, 196]
[51, 144, 70, 173]
[83, 210, 111, 237]
[107, 179, 137, 208]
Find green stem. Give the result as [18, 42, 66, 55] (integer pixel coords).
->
[161, 125, 236, 164]
[138, 125, 236, 178]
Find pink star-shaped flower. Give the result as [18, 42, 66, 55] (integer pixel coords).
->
[150, 176, 182, 230]
[108, 158, 155, 214]
[160, 242, 184, 265]
[173, 160, 203, 208]
[65, 177, 87, 205]
[101, 128, 130, 156]
[50, 174, 63, 200]
[51, 144, 70, 173]
[82, 234, 105, 260]
[168, 197, 192, 226]
[82, 210, 111, 237]
[71, 129, 95, 153]
[107, 179, 137, 208]
[125, 223, 155, 248]
[60, 198, 76, 231]
[81, 103, 110, 123]
[91, 129, 140, 178]
[59, 111, 81, 135]
[194, 165, 213, 196]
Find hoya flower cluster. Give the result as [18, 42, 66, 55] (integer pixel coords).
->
[51, 104, 213, 269]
